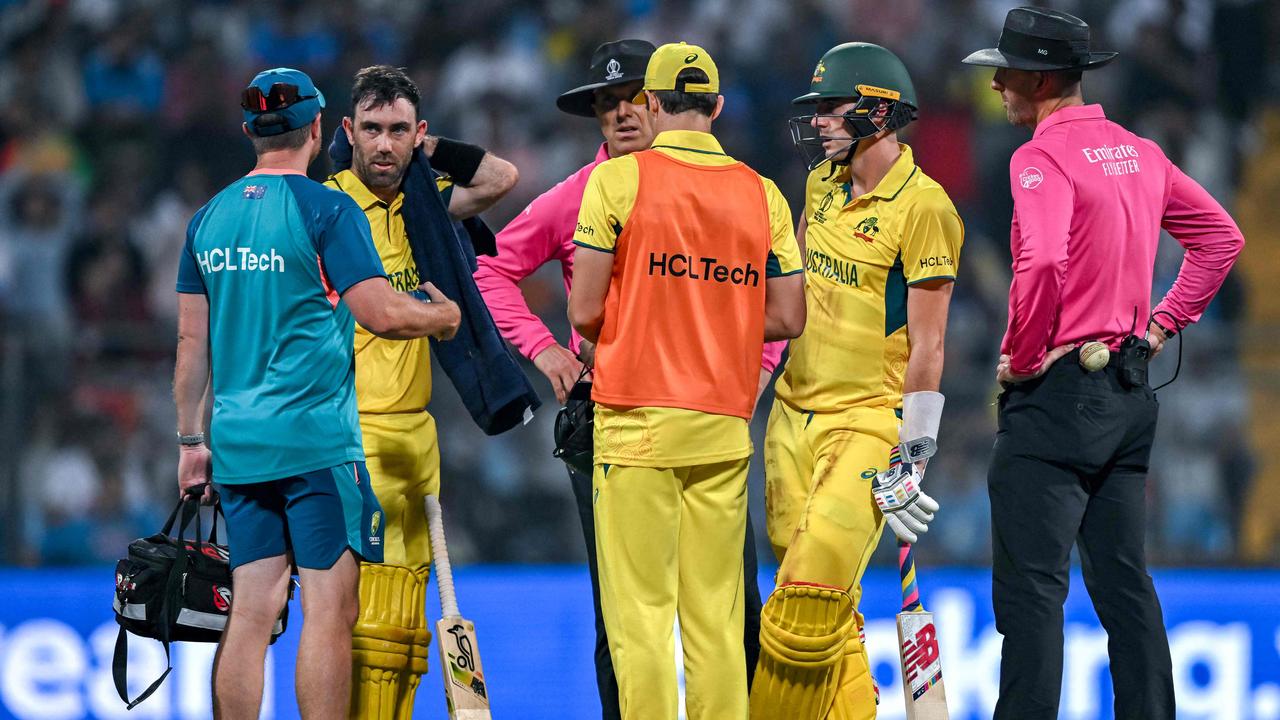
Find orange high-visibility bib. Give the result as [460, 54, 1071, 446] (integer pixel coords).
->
[592, 149, 771, 420]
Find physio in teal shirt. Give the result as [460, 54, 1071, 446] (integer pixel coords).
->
[177, 171, 386, 484]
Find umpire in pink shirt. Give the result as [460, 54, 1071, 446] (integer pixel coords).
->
[474, 39, 781, 718]
[964, 8, 1244, 719]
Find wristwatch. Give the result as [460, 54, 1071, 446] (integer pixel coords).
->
[177, 432, 205, 446]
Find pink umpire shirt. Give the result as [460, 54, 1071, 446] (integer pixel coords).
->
[475, 143, 785, 373]
[1002, 104, 1244, 376]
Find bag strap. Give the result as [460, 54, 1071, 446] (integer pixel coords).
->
[112, 625, 172, 710]
[164, 528, 192, 635]
[208, 496, 225, 545]
[162, 494, 201, 540]
[180, 496, 200, 543]
[192, 497, 203, 545]
[163, 491, 223, 544]
[116, 502, 198, 709]
[159, 496, 185, 536]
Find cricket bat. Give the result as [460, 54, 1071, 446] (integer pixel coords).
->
[425, 495, 493, 719]
[896, 542, 949, 719]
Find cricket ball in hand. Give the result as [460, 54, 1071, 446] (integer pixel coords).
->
[1078, 341, 1110, 372]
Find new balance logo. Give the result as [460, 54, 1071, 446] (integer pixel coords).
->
[903, 623, 942, 688]
[647, 253, 759, 287]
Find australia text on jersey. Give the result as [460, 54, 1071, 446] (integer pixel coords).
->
[196, 247, 286, 275]
[805, 247, 858, 287]
[387, 265, 421, 292]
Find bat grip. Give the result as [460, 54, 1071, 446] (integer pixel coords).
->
[424, 495, 461, 617]
[898, 541, 922, 613]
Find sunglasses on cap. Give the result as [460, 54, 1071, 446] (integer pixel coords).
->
[240, 82, 318, 113]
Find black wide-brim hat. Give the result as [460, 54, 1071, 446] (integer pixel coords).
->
[557, 39, 656, 117]
[962, 7, 1117, 72]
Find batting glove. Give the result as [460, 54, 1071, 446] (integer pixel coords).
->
[872, 439, 940, 544]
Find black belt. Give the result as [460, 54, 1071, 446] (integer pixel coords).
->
[1063, 345, 1125, 370]
[1058, 337, 1149, 387]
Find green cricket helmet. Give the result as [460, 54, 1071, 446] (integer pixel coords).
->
[789, 43, 919, 170]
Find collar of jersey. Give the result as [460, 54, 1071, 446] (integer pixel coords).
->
[846, 143, 918, 205]
[246, 167, 307, 177]
[332, 168, 404, 211]
[1033, 103, 1106, 140]
[650, 130, 727, 157]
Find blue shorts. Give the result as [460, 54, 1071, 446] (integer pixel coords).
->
[216, 462, 385, 571]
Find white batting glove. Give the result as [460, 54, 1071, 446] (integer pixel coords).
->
[873, 440, 940, 544]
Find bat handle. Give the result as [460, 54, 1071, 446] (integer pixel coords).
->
[898, 541, 923, 613]
[425, 495, 461, 618]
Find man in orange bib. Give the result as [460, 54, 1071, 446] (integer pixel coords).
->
[568, 42, 806, 720]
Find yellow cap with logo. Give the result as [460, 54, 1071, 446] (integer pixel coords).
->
[633, 42, 719, 103]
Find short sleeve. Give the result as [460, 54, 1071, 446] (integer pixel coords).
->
[762, 178, 802, 278]
[176, 206, 208, 294]
[573, 157, 638, 253]
[436, 175, 454, 207]
[319, 203, 387, 294]
[900, 190, 963, 285]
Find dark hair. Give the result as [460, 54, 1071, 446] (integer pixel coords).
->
[1050, 69, 1084, 95]
[651, 69, 718, 117]
[249, 118, 311, 153]
[351, 65, 421, 115]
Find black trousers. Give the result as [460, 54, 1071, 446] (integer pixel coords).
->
[988, 355, 1174, 720]
[566, 464, 763, 720]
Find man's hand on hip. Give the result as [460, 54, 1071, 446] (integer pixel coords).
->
[996, 343, 1076, 386]
[178, 444, 214, 502]
[534, 344, 586, 405]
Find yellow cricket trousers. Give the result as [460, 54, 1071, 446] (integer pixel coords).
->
[594, 458, 750, 720]
[358, 410, 441, 568]
[761, 399, 898, 718]
[763, 398, 897, 589]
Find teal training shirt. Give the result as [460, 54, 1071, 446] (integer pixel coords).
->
[177, 171, 387, 484]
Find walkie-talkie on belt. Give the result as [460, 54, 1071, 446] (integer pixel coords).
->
[1117, 334, 1150, 388]
[1117, 307, 1150, 389]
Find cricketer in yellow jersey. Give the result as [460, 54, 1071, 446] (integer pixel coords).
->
[751, 43, 963, 720]
[569, 43, 806, 720]
[324, 65, 518, 719]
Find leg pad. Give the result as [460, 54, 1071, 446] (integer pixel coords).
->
[826, 616, 878, 720]
[749, 584, 854, 720]
[349, 564, 432, 719]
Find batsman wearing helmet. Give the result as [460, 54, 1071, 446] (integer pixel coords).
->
[751, 43, 963, 719]
[323, 65, 518, 719]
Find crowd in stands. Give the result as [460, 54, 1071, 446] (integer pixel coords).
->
[0, 0, 1273, 567]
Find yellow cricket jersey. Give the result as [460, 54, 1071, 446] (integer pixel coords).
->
[574, 130, 803, 466]
[775, 144, 963, 412]
[324, 169, 454, 414]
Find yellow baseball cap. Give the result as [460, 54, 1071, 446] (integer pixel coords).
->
[633, 42, 719, 103]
